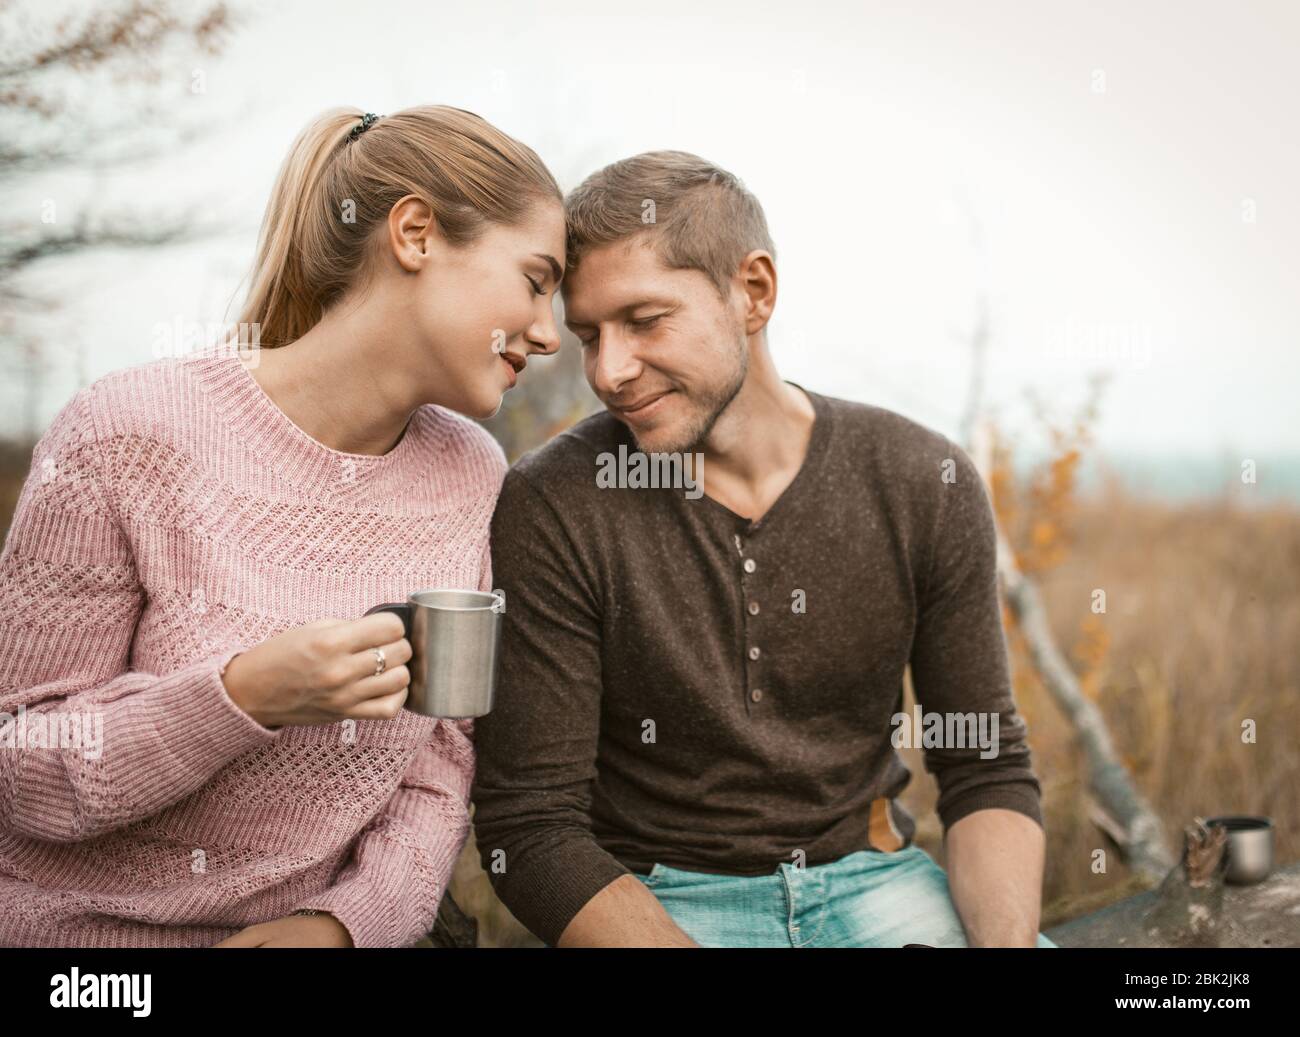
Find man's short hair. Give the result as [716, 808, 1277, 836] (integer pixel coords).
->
[564, 150, 776, 301]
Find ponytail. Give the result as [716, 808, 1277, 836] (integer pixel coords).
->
[232, 105, 561, 350]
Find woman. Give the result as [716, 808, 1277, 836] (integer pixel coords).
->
[0, 106, 564, 947]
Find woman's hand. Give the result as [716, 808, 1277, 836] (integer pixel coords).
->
[220, 613, 413, 729]
[213, 913, 354, 947]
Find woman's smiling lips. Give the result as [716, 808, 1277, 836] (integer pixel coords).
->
[499, 350, 526, 387]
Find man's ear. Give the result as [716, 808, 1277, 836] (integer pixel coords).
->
[738, 250, 777, 336]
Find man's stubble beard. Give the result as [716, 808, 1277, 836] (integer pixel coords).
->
[630, 335, 749, 456]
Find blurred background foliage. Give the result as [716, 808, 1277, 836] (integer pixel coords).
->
[477, 327, 600, 462]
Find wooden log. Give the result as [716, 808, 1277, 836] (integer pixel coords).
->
[426, 891, 479, 948]
[1046, 821, 1299, 948]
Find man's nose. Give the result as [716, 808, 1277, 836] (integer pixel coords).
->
[590, 332, 642, 397]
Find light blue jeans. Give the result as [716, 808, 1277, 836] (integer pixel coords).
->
[632, 844, 1057, 947]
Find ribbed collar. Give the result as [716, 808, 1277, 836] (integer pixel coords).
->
[182, 347, 439, 494]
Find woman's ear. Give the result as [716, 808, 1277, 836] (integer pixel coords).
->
[388, 195, 436, 273]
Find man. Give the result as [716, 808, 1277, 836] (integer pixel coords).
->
[471, 150, 1055, 948]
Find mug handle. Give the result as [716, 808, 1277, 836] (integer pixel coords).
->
[364, 602, 413, 642]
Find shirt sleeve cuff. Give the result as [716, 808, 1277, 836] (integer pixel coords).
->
[148, 647, 281, 771]
[937, 780, 1044, 835]
[486, 838, 634, 947]
[292, 874, 394, 948]
[290, 826, 458, 949]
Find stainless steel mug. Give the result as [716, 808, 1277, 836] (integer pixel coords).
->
[364, 588, 503, 718]
[1205, 815, 1274, 884]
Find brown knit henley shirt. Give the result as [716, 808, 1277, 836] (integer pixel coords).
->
[470, 385, 1044, 946]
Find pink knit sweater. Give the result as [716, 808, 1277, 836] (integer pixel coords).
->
[0, 347, 506, 947]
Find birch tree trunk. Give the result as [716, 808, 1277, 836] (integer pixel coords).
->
[968, 418, 1174, 882]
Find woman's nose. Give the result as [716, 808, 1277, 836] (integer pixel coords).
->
[527, 307, 562, 356]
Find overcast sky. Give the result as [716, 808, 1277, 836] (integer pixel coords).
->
[9, 0, 1298, 476]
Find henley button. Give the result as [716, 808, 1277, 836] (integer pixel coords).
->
[747, 601, 760, 616]
[750, 688, 763, 702]
[749, 646, 761, 660]
[743, 558, 757, 573]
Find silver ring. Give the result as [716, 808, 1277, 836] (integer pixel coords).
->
[372, 647, 386, 676]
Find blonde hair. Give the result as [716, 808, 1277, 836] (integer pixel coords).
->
[235, 105, 561, 349]
[563, 150, 776, 301]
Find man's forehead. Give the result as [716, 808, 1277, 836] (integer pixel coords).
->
[571, 234, 662, 274]
[562, 244, 678, 324]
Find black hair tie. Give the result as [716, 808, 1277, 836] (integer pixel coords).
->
[347, 112, 382, 142]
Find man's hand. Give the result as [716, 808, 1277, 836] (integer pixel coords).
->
[945, 808, 1046, 947]
[213, 913, 354, 947]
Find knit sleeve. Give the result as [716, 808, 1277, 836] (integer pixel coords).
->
[289, 714, 476, 947]
[908, 438, 1044, 834]
[0, 387, 280, 843]
[469, 467, 631, 947]
[477, 534, 493, 593]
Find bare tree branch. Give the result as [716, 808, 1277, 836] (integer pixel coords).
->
[0, 0, 249, 431]
[0, 0, 234, 81]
